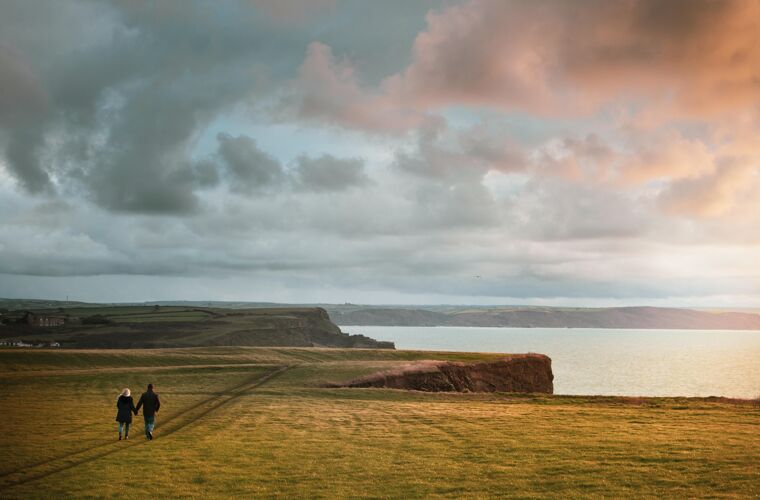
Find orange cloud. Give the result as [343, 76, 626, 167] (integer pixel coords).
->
[393, 0, 760, 117]
[618, 132, 715, 184]
[295, 42, 426, 131]
[288, 0, 760, 222]
[659, 161, 757, 217]
[295, 0, 760, 126]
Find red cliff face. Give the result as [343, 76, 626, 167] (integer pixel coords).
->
[338, 354, 553, 394]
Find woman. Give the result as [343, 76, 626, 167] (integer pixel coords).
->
[116, 388, 137, 440]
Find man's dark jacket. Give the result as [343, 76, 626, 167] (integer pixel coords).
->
[136, 390, 161, 417]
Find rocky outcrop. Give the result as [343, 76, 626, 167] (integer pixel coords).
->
[298, 308, 395, 348]
[334, 354, 553, 393]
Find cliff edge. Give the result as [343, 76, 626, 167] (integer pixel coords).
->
[334, 354, 553, 393]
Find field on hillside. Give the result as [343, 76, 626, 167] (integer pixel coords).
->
[0, 306, 392, 349]
[1, 348, 758, 498]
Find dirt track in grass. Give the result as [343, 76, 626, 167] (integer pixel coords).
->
[0, 365, 290, 489]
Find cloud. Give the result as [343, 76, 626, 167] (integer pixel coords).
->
[617, 131, 715, 185]
[0, 0, 310, 212]
[291, 154, 369, 192]
[251, 0, 336, 23]
[394, 118, 526, 181]
[0, 42, 51, 193]
[401, 0, 760, 115]
[1, 0, 759, 305]
[217, 133, 285, 194]
[0, 44, 47, 125]
[507, 176, 654, 240]
[212, 133, 370, 194]
[660, 161, 758, 217]
[292, 42, 426, 132]
[296, 0, 760, 129]
[531, 134, 615, 181]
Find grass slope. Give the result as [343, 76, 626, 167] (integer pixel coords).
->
[0, 306, 393, 349]
[1, 347, 758, 498]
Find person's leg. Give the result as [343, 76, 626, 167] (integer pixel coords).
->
[124, 421, 130, 439]
[118, 422, 124, 440]
[144, 415, 155, 439]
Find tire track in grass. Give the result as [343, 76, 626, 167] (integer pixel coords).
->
[0, 365, 291, 490]
[0, 362, 281, 379]
[0, 366, 277, 477]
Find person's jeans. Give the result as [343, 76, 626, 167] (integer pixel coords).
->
[118, 422, 130, 435]
[144, 415, 156, 436]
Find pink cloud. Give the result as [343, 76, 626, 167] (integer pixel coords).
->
[618, 132, 715, 184]
[384, 1, 560, 113]
[294, 0, 759, 128]
[288, 0, 760, 221]
[294, 42, 426, 132]
[394, 0, 760, 117]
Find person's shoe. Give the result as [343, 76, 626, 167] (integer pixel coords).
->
[124, 435, 129, 440]
[148, 431, 153, 440]
[119, 434, 122, 440]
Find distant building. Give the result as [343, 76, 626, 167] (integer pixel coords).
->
[0, 339, 59, 348]
[22, 312, 66, 327]
[0, 340, 33, 347]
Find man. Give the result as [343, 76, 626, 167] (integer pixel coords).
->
[135, 383, 161, 440]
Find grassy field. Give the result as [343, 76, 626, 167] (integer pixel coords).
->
[1, 347, 758, 498]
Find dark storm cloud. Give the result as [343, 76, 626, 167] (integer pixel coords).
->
[4, 125, 51, 194]
[0, 1, 316, 212]
[0, 44, 47, 124]
[0, 0, 434, 214]
[0, 44, 50, 193]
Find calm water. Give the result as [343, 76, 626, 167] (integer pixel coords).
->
[345, 326, 760, 398]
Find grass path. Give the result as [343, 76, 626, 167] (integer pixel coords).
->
[0, 365, 291, 489]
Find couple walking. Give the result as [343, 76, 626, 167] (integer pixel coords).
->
[115, 383, 161, 440]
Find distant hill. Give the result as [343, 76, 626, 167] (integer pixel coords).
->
[3, 298, 760, 330]
[328, 306, 760, 330]
[0, 305, 394, 349]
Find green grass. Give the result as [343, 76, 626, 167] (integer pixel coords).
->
[0, 347, 506, 372]
[1, 348, 758, 498]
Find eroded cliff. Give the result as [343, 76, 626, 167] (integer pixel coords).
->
[335, 354, 553, 393]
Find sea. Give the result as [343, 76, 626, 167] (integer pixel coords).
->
[344, 326, 760, 398]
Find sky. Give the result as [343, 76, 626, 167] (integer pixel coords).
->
[0, 0, 759, 307]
